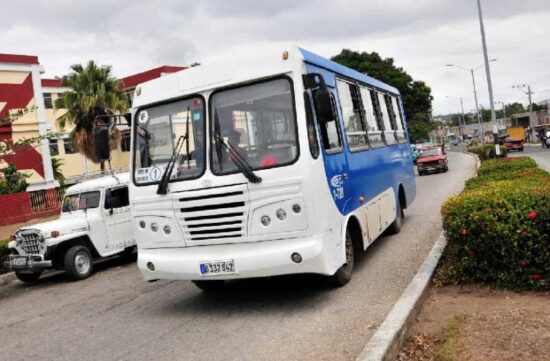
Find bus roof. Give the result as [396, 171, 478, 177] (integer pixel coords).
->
[131, 47, 400, 108]
[298, 48, 400, 95]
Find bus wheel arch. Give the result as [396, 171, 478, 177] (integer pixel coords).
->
[327, 215, 364, 287]
[397, 184, 407, 210]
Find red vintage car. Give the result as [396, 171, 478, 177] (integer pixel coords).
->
[416, 146, 448, 176]
[504, 137, 524, 152]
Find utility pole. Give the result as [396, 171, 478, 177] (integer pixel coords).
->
[470, 68, 484, 142]
[446, 60, 497, 144]
[476, 0, 499, 155]
[513, 84, 536, 142]
[527, 85, 535, 142]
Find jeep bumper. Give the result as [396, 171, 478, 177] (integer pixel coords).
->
[4, 254, 52, 271]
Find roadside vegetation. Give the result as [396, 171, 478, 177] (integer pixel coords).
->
[466, 144, 507, 160]
[437, 157, 549, 291]
[0, 238, 10, 274]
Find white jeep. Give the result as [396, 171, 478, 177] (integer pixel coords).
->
[5, 173, 135, 282]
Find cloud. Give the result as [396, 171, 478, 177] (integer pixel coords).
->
[1, 0, 549, 113]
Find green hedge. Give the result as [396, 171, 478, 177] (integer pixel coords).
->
[438, 157, 549, 291]
[0, 238, 10, 273]
[467, 144, 507, 161]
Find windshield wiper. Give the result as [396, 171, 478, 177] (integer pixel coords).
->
[213, 108, 262, 184]
[157, 108, 191, 195]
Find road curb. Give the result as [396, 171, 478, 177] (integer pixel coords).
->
[0, 271, 16, 287]
[356, 232, 447, 361]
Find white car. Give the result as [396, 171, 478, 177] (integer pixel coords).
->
[5, 173, 135, 282]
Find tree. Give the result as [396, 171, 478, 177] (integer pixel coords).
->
[331, 49, 434, 143]
[0, 164, 29, 194]
[51, 157, 65, 186]
[55, 61, 129, 171]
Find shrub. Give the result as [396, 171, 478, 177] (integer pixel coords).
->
[0, 238, 11, 273]
[0, 164, 29, 194]
[467, 144, 507, 161]
[437, 158, 549, 291]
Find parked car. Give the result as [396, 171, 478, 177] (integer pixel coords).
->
[504, 137, 524, 152]
[4, 173, 135, 282]
[416, 146, 448, 175]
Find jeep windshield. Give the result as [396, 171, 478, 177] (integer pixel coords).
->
[133, 96, 205, 185]
[62, 191, 100, 212]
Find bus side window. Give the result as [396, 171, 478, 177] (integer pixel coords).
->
[336, 79, 368, 151]
[384, 94, 400, 142]
[391, 96, 407, 142]
[304, 93, 320, 159]
[315, 90, 343, 152]
[377, 92, 397, 145]
[361, 86, 385, 147]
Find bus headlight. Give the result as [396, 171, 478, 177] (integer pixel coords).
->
[151, 223, 159, 232]
[276, 209, 286, 220]
[163, 225, 172, 235]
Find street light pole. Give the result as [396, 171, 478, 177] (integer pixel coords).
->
[476, 0, 500, 155]
[470, 68, 484, 142]
[445, 61, 495, 143]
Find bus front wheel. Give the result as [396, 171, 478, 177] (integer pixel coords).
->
[328, 231, 354, 287]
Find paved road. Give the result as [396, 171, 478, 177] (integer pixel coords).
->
[0, 152, 476, 361]
[508, 145, 550, 172]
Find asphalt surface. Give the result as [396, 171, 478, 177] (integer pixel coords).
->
[508, 144, 550, 172]
[0, 152, 476, 361]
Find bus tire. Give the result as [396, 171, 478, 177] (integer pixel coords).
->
[193, 280, 226, 291]
[328, 231, 354, 287]
[64, 245, 93, 281]
[387, 200, 404, 235]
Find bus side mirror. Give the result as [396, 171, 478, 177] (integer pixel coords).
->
[94, 126, 110, 161]
[314, 87, 333, 124]
[303, 73, 334, 125]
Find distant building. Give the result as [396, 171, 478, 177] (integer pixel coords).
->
[0, 53, 185, 190]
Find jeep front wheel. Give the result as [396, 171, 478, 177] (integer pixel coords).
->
[15, 271, 42, 283]
[64, 245, 93, 281]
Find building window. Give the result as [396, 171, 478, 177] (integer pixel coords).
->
[44, 93, 53, 109]
[49, 139, 59, 156]
[63, 138, 76, 154]
[120, 131, 131, 152]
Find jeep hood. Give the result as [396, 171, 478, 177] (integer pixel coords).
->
[19, 215, 89, 237]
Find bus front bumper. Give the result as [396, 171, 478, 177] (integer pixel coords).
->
[137, 234, 338, 281]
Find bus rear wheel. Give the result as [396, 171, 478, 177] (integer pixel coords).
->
[328, 231, 354, 287]
[387, 200, 404, 235]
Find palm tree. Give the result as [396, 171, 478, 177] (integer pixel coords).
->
[56, 61, 129, 171]
[51, 157, 65, 186]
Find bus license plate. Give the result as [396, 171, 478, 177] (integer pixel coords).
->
[200, 260, 235, 275]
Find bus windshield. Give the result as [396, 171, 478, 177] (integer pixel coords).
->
[133, 97, 205, 184]
[210, 78, 298, 175]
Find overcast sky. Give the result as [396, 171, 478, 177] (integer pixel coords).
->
[2, 0, 549, 115]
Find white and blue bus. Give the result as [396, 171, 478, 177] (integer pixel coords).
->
[129, 47, 416, 290]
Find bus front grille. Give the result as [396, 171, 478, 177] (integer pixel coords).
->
[177, 186, 248, 242]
